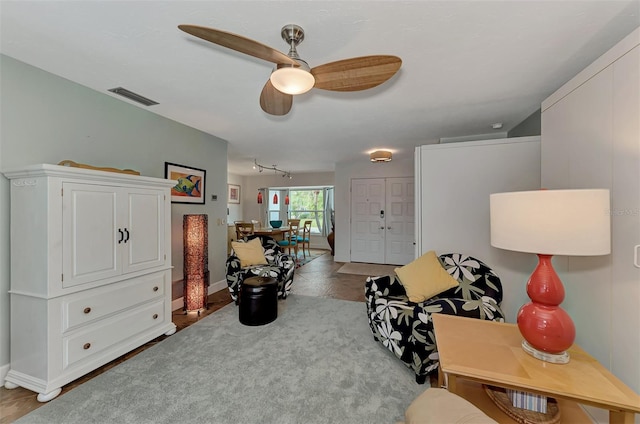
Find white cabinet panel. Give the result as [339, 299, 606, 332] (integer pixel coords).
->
[62, 183, 119, 288]
[123, 189, 165, 273]
[62, 183, 166, 287]
[541, 68, 614, 365]
[63, 271, 165, 332]
[610, 45, 640, 389]
[63, 299, 165, 369]
[541, 30, 639, 393]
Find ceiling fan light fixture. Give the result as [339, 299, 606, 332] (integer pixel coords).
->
[370, 150, 393, 162]
[270, 63, 315, 95]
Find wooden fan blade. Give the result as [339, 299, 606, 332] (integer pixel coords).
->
[178, 24, 299, 66]
[311, 55, 402, 92]
[260, 80, 293, 116]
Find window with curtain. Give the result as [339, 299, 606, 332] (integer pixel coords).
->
[267, 189, 282, 221]
[289, 189, 326, 234]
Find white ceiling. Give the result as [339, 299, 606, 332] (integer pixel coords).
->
[1, 1, 638, 176]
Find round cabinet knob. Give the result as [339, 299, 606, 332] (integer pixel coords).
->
[153, 286, 159, 292]
[83, 307, 91, 314]
[83, 343, 91, 350]
[153, 314, 159, 319]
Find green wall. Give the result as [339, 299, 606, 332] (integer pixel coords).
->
[0, 55, 229, 374]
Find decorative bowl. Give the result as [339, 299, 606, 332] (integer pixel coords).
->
[270, 220, 283, 228]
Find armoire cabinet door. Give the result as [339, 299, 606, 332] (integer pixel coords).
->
[62, 183, 166, 288]
[121, 188, 166, 274]
[62, 182, 120, 288]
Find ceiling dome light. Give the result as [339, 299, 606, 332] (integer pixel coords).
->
[370, 150, 392, 162]
[270, 61, 315, 95]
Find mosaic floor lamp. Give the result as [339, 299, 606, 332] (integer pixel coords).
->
[183, 214, 209, 314]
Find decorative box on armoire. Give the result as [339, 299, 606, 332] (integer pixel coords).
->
[2, 164, 176, 402]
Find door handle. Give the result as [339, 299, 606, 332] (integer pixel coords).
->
[387, 226, 391, 230]
[123, 228, 130, 243]
[118, 228, 124, 244]
[635, 245, 640, 268]
[379, 226, 385, 230]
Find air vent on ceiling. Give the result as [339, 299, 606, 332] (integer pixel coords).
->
[108, 87, 158, 106]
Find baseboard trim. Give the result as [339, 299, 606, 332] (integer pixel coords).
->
[171, 279, 226, 312]
[0, 362, 9, 385]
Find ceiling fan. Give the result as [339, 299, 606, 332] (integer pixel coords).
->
[178, 24, 402, 116]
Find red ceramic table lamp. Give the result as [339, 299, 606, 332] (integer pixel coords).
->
[490, 189, 610, 363]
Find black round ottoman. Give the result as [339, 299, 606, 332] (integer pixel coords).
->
[239, 276, 278, 326]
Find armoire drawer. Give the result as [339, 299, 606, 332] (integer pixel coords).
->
[63, 299, 165, 369]
[62, 272, 166, 332]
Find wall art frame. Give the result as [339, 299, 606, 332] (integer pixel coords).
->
[228, 184, 241, 204]
[164, 162, 206, 204]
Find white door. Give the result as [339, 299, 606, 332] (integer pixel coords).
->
[385, 178, 415, 265]
[122, 188, 165, 274]
[62, 182, 120, 288]
[350, 178, 414, 265]
[350, 179, 385, 263]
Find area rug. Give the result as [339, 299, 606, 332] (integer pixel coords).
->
[17, 295, 426, 424]
[337, 262, 397, 277]
[295, 250, 326, 268]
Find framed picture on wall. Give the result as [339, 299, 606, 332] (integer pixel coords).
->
[228, 184, 241, 204]
[164, 162, 206, 204]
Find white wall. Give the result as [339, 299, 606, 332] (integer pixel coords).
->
[416, 137, 541, 321]
[334, 158, 414, 263]
[227, 173, 244, 223]
[0, 55, 229, 381]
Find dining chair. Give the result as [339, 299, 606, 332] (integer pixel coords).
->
[278, 219, 300, 257]
[297, 220, 312, 258]
[235, 221, 254, 240]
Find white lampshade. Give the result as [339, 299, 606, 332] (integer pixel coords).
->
[490, 189, 611, 256]
[270, 65, 315, 95]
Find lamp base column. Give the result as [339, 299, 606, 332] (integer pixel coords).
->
[522, 340, 570, 364]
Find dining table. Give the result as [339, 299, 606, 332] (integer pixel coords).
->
[253, 226, 291, 241]
[253, 226, 299, 258]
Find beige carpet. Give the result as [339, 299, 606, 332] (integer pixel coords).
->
[337, 262, 397, 277]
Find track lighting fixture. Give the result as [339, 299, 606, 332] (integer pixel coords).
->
[253, 159, 292, 179]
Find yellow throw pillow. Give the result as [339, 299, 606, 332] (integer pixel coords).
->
[394, 250, 459, 303]
[231, 238, 268, 267]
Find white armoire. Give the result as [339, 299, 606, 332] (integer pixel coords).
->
[3, 164, 176, 401]
[541, 28, 639, 394]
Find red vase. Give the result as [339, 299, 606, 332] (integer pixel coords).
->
[517, 254, 575, 355]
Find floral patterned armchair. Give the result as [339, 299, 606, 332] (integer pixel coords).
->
[365, 253, 505, 384]
[225, 235, 295, 304]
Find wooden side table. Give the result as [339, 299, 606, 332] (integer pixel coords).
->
[433, 314, 640, 424]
